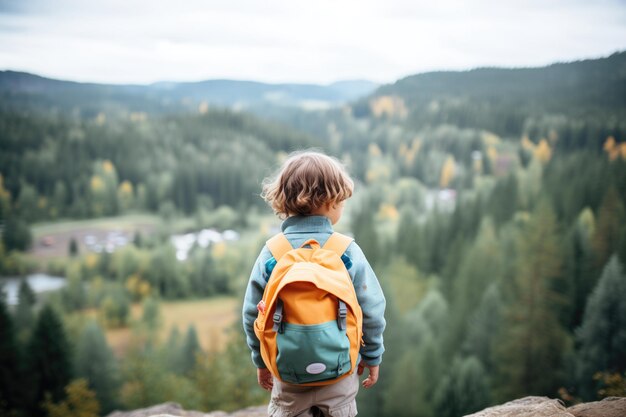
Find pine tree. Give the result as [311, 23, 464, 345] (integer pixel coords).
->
[462, 283, 503, 372]
[2, 214, 32, 251]
[351, 198, 379, 266]
[434, 356, 490, 417]
[27, 304, 73, 415]
[396, 206, 421, 268]
[120, 345, 202, 411]
[179, 325, 202, 376]
[493, 199, 570, 401]
[141, 296, 161, 336]
[576, 255, 626, 400]
[383, 336, 443, 417]
[14, 278, 36, 342]
[69, 237, 79, 257]
[0, 294, 22, 415]
[449, 218, 503, 351]
[101, 287, 130, 328]
[592, 186, 625, 274]
[564, 208, 596, 330]
[75, 321, 119, 414]
[164, 325, 183, 373]
[488, 173, 518, 226]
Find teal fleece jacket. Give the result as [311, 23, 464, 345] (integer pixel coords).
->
[242, 215, 386, 369]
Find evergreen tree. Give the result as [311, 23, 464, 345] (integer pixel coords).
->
[68, 237, 79, 257]
[133, 231, 143, 248]
[449, 218, 503, 351]
[62, 267, 87, 312]
[409, 288, 449, 341]
[75, 321, 119, 414]
[180, 325, 202, 376]
[147, 244, 187, 298]
[487, 173, 518, 226]
[0, 294, 22, 415]
[14, 278, 36, 342]
[383, 336, 442, 417]
[462, 283, 503, 372]
[189, 251, 219, 296]
[120, 344, 202, 411]
[351, 197, 379, 266]
[141, 296, 161, 336]
[592, 186, 625, 275]
[576, 256, 626, 400]
[27, 304, 73, 415]
[563, 208, 596, 330]
[164, 325, 183, 374]
[396, 206, 421, 267]
[493, 199, 570, 401]
[101, 287, 130, 328]
[357, 278, 403, 417]
[434, 356, 490, 417]
[2, 214, 32, 251]
[420, 209, 449, 274]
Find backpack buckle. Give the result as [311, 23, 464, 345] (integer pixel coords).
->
[273, 299, 284, 333]
[337, 300, 347, 331]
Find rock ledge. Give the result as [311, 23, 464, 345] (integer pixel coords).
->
[106, 396, 626, 417]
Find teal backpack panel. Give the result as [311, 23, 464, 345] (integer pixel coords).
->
[276, 321, 351, 384]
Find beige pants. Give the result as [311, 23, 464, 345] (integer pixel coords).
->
[268, 372, 359, 417]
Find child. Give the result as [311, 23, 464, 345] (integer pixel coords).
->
[242, 150, 386, 417]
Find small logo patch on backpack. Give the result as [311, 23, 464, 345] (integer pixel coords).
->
[306, 363, 327, 375]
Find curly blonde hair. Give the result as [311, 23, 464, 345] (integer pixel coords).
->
[261, 150, 354, 219]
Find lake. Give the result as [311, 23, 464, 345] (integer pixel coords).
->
[1, 274, 67, 305]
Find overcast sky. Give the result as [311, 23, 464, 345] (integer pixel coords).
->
[0, 0, 625, 85]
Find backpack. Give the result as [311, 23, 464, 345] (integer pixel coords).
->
[254, 232, 363, 386]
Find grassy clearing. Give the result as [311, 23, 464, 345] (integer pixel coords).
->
[31, 212, 161, 239]
[85, 296, 240, 357]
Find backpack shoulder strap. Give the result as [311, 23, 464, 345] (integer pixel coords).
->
[322, 232, 354, 257]
[266, 233, 293, 261]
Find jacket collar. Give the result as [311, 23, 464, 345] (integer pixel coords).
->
[281, 215, 333, 234]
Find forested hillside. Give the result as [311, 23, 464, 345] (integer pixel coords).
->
[1, 52, 626, 417]
[0, 71, 378, 116]
[353, 51, 626, 145]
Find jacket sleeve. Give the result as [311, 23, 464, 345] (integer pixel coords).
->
[242, 245, 272, 368]
[346, 241, 386, 366]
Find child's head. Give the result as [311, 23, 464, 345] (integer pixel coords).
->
[262, 150, 354, 221]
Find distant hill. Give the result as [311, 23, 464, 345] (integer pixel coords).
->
[0, 71, 379, 116]
[356, 51, 626, 137]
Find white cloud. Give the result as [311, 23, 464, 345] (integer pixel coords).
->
[0, 0, 624, 84]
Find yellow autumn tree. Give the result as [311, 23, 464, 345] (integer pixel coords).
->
[369, 95, 408, 119]
[0, 174, 11, 219]
[90, 176, 106, 216]
[126, 273, 151, 301]
[378, 204, 399, 221]
[440, 155, 456, 188]
[399, 137, 421, 167]
[603, 136, 616, 153]
[117, 180, 134, 212]
[43, 379, 100, 417]
[368, 143, 382, 157]
[603, 136, 626, 161]
[521, 135, 536, 152]
[534, 139, 552, 164]
[90, 160, 120, 216]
